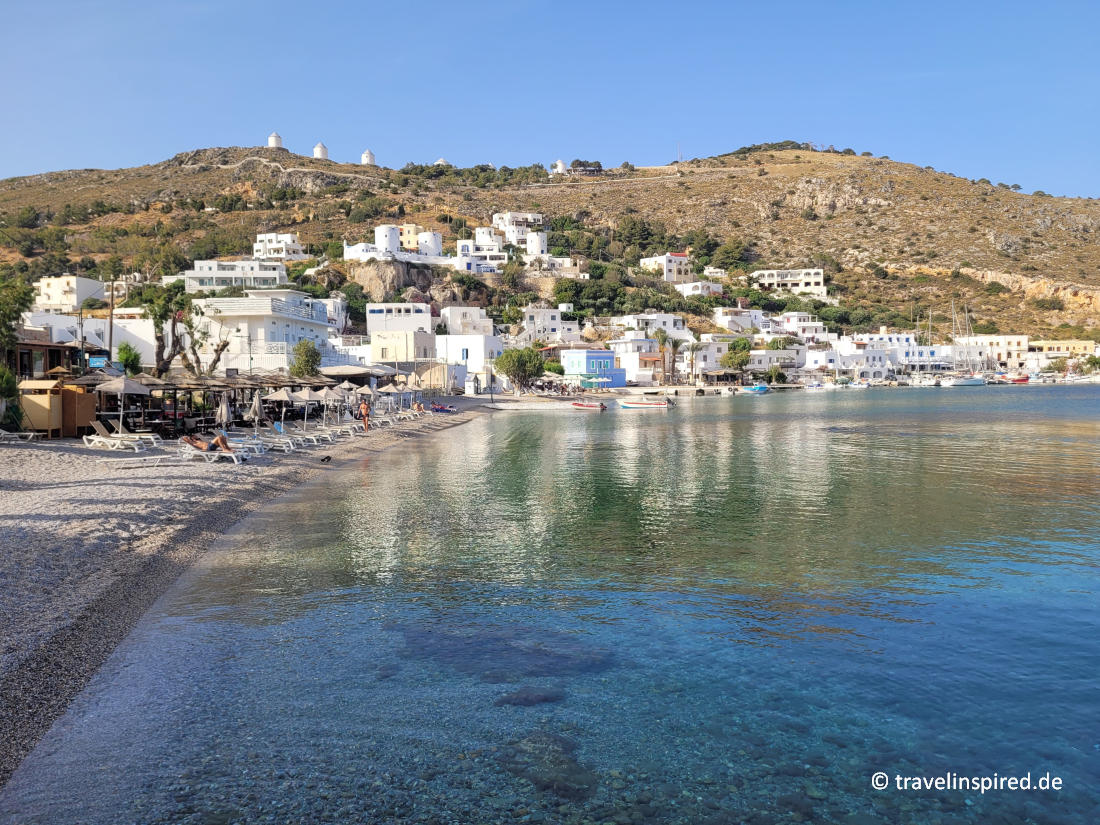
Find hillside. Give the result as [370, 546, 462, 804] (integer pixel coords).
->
[2, 143, 1099, 338]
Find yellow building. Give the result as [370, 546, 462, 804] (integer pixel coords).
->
[398, 223, 427, 251]
[1029, 340, 1095, 356]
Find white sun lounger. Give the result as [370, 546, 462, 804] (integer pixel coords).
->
[178, 443, 246, 464]
[0, 428, 40, 442]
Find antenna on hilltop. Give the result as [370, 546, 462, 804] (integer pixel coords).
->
[677, 142, 682, 164]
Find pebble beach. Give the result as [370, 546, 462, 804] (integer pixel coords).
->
[0, 403, 486, 786]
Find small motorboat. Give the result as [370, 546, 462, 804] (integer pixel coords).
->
[572, 401, 607, 411]
[1009, 374, 1030, 384]
[739, 381, 770, 395]
[619, 398, 670, 409]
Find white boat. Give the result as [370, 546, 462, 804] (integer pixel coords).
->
[618, 398, 670, 409]
[941, 375, 986, 387]
[942, 301, 987, 387]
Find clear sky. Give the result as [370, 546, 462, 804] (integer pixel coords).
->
[4, 0, 1098, 196]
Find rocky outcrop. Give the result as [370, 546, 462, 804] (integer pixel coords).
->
[346, 259, 445, 302]
[961, 268, 1100, 317]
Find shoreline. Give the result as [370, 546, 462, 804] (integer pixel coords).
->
[0, 402, 489, 788]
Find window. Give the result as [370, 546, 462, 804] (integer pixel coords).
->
[461, 348, 469, 360]
[380, 348, 389, 359]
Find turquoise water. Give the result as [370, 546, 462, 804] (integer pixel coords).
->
[2, 386, 1099, 824]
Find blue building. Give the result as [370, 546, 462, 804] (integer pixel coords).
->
[560, 349, 627, 388]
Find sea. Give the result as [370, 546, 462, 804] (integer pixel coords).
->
[2, 386, 1098, 824]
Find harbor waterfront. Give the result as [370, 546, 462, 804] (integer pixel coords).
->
[2, 386, 1099, 823]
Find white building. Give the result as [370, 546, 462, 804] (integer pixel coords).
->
[639, 252, 693, 283]
[440, 305, 494, 335]
[702, 265, 727, 279]
[611, 312, 693, 341]
[190, 289, 348, 374]
[713, 306, 772, 334]
[748, 268, 828, 300]
[552, 159, 567, 175]
[22, 309, 166, 369]
[164, 260, 289, 294]
[512, 304, 581, 345]
[675, 281, 724, 298]
[253, 232, 308, 261]
[608, 332, 661, 385]
[267, 132, 283, 149]
[436, 333, 503, 378]
[370, 330, 436, 365]
[33, 275, 105, 313]
[456, 227, 509, 269]
[802, 341, 893, 381]
[772, 312, 831, 344]
[364, 302, 433, 335]
[361, 149, 376, 166]
[313, 142, 329, 160]
[491, 211, 545, 246]
[957, 334, 1030, 369]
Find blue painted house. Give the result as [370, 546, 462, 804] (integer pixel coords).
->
[560, 349, 627, 388]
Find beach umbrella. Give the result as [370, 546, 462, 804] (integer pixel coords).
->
[243, 389, 263, 434]
[337, 380, 358, 391]
[291, 388, 325, 427]
[215, 393, 232, 428]
[98, 376, 152, 430]
[355, 384, 378, 397]
[262, 388, 296, 402]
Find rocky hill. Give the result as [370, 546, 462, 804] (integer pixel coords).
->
[2, 143, 1098, 337]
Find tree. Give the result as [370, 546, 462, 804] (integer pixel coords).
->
[0, 365, 20, 429]
[765, 365, 788, 384]
[13, 206, 38, 228]
[493, 347, 544, 391]
[767, 336, 798, 350]
[116, 342, 142, 375]
[686, 341, 704, 382]
[142, 283, 189, 377]
[289, 339, 321, 377]
[666, 337, 685, 383]
[544, 359, 565, 375]
[0, 272, 34, 362]
[720, 348, 750, 372]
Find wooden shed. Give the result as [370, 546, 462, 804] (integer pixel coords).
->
[18, 379, 63, 438]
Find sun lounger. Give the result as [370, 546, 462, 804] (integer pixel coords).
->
[0, 428, 40, 442]
[284, 422, 336, 443]
[216, 429, 269, 455]
[177, 442, 246, 464]
[95, 454, 171, 467]
[272, 422, 323, 445]
[228, 427, 296, 453]
[109, 420, 164, 447]
[83, 433, 147, 452]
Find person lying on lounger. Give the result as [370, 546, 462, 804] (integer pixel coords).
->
[182, 433, 235, 453]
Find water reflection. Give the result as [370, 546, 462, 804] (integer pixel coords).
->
[2, 388, 1098, 824]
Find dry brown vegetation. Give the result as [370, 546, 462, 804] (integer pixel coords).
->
[2, 145, 1099, 335]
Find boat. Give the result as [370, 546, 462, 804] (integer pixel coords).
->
[941, 375, 986, 387]
[739, 381, 770, 395]
[618, 398, 671, 409]
[941, 301, 987, 387]
[1009, 374, 1030, 384]
[571, 401, 607, 411]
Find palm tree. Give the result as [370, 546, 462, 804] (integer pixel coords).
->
[686, 341, 704, 383]
[653, 328, 669, 384]
[666, 337, 685, 384]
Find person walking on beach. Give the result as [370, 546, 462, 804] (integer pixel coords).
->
[358, 399, 370, 431]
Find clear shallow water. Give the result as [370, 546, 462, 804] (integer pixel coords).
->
[3, 386, 1099, 824]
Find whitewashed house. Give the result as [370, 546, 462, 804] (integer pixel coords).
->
[32, 275, 105, 313]
[747, 268, 827, 300]
[638, 252, 693, 283]
[370, 330, 436, 366]
[608, 332, 661, 385]
[440, 305, 494, 335]
[189, 289, 348, 373]
[491, 211, 545, 246]
[436, 333, 503, 382]
[165, 260, 289, 294]
[611, 312, 693, 341]
[675, 281, 724, 298]
[253, 233, 308, 261]
[713, 307, 772, 334]
[363, 303, 433, 335]
[512, 304, 581, 345]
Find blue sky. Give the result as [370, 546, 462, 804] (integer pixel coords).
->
[4, 0, 1098, 196]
